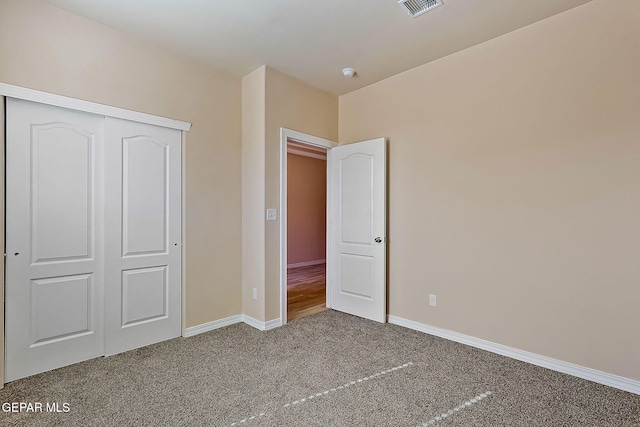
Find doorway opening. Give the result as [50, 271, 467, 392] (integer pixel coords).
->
[279, 128, 337, 325]
[286, 141, 327, 321]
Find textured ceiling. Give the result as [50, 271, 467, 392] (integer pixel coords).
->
[43, 0, 592, 95]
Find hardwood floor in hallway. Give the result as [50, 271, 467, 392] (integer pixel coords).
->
[287, 263, 327, 322]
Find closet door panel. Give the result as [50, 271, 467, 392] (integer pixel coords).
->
[5, 98, 105, 381]
[31, 124, 93, 262]
[122, 136, 168, 256]
[104, 117, 181, 356]
[121, 266, 168, 326]
[5, 98, 183, 380]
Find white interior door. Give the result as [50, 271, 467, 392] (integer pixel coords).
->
[5, 98, 105, 381]
[104, 117, 182, 356]
[329, 138, 386, 323]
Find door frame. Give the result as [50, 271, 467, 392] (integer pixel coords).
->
[279, 128, 337, 324]
[0, 82, 191, 385]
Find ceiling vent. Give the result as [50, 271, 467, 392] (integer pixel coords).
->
[398, 0, 443, 18]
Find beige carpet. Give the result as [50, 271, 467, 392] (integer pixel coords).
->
[0, 310, 638, 426]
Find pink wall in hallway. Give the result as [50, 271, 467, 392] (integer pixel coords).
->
[287, 153, 326, 266]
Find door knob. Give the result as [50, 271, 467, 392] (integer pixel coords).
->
[375, 237, 382, 243]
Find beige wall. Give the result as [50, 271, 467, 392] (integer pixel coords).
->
[0, 0, 243, 329]
[241, 66, 266, 321]
[242, 66, 337, 322]
[339, 0, 640, 380]
[287, 153, 327, 265]
[6, 0, 635, 388]
[264, 67, 337, 321]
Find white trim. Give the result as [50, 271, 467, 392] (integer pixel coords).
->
[242, 315, 283, 331]
[180, 132, 188, 337]
[263, 318, 283, 331]
[284, 129, 336, 148]
[280, 128, 337, 327]
[183, 315, 243, 337]
[287, 147, 327, 160]
[287, 259, 326, 269]
[242, 315, 266, 331]
[0, 82, 191, 131]
[388, 315, 640, 395]
[287, 141, 327, 153]
[183, 314, 283, 337]
[0, 95, 5, 387]
[325, 149, 332, 310]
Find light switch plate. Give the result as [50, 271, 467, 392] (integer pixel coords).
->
[266, 209, 277, 221]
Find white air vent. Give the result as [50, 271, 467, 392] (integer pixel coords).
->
[398, 0, 443, 18]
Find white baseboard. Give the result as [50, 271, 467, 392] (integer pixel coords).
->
[388, 315, 640, 395]
[183, 315, 243, 337]
[184, 314, 284, 336]
[287, 259, 326, 269]
[242, 315, 283, 331]
[264, 318, 283, 331]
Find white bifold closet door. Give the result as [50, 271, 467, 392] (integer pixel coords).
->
[5, 98, 181, 382]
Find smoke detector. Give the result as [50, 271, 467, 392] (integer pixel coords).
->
[342, 68, 356, 78]
[398, 0, 443, 18]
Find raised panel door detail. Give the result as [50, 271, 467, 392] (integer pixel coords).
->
[122, 136, 168, 257]
[330, 138, 386, 323]
[30, 274, 93, 346]
[339, 254, 374, 300]
[340, 154, 373, 245]
[6, 99, 105, 381]
[6, 98, 185, 381]
[105, 117, 181, 356]
[31, 123, 94, 264]
[121, 266, 168, 327]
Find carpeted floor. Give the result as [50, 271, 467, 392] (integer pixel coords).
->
[1, 310, 638, 426]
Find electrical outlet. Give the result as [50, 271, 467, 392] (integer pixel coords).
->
[266, 209, 277, 221]
[429, 294, 437, 307]
[252, 288, 258, 300]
